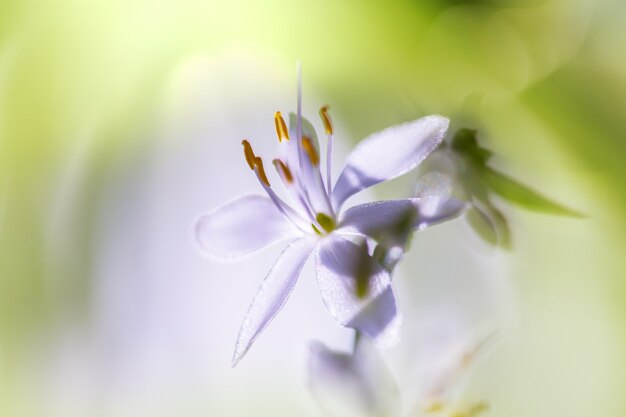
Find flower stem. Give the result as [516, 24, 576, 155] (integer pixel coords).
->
[352, 329, 361, 353]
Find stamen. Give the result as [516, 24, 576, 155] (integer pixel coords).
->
[272, 159, 293, 184]
[315, 212, 335, 233]
[241, 140, 256, 169]
[319, 106, 334, 195]
[274, 111, 289, 142]
[319, 106, 333, 135]
[253, 157, 270, 187]
[302, 136, 320, 166]
[311, 224, 323, 235]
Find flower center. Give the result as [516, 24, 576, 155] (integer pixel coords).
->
[241, 104, 337, 237]
[315, 212, 335, 234]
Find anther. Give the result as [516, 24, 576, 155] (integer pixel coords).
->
[274, 111, 290, 142]
[319, 106, 333, 135]
[253, 157, 270, 187]
[302, 136, 320, 166]
[311, 224, 323, 235]
[241, 140, 256, 169]
[273, 159, 294, 184]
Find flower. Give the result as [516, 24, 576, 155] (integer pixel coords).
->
[195, 68, 465, 366]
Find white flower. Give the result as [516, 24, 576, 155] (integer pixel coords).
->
[195, 67, 465, 366]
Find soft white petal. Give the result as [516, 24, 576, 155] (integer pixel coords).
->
[332, 115, 449, 209]
[347, 286, 400, 344]
[337, 199, 420, 240]
[414, 171, 453, 214]
[315, 235, 397, 338]
[337, 197, 465, 239]
[232, 237, 316, 366]
[308, 339, 401, 417]
[414, 171, 468, 229]
[417, 198, 467, 230]
[195, 194, 299, 259]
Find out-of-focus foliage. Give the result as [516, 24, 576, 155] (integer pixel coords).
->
[419, 128, 582, 248]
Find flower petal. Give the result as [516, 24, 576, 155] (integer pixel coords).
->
[308, 339, 401, 417]
[315, 235, 396, 338]
[195, 194, 299, 259]
[337, 197, 466, 239]
[232, 237, 316, 366]
[332, 115, 450, 209]
[337, 199, 421, 240]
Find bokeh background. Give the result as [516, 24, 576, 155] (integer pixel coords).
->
[0, 0, 625, 416]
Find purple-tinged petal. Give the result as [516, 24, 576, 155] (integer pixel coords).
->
[332, 115, 449, 210]
[232, 237, 316, 366]
[195, 194, 300, 259]
[337, 199, 420, 239]
[308, 339, 400, 417]
[414, 171, 468, 229]
[417, 198, 467, 230]
[337, 197, 466, 240]
[347, 286, 401, 345]
[315, 235, 397, 339]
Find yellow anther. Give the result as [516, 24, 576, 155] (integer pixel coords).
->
[273, 159, 294, 184]
[311, 224, 322, 235]
[242, 140, 256, 170]
[319, 105, 333, 135]
[274, 111, 290, 142]
[253, 156, 270, 187]
[302, 136, 320, 166]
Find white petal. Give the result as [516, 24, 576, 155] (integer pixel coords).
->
[417, 198, 468, 230]
[232, 237, 316, 366]
[337, 198, 420, 240]
[332, 115, 449, 209]
[414, 172, 467, 229]
[195, 194, 299, 259]
[337, 197, 465, 240]
[308, 340, 401, 417]
[315, 235, 397, 338]
[414, 171, 453, 213]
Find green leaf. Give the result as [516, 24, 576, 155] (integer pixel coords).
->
[466, 203, 512, 249]
[450, 128, 493, 166]
[466, 206, 498, 246]
[481, 167, 584, 217]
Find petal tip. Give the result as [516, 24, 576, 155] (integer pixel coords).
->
[231, 342, 248, 368]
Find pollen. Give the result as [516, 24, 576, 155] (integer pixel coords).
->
[253, 157, 270, 187]
[274, 111, 290, 142]
[319, 105, 333, 135]
[302, 136, 320, 166]
[241, 140, 256, 170]
[273, 159, 294, 184]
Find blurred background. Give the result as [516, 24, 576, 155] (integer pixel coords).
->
[0, 0, 625, 416]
